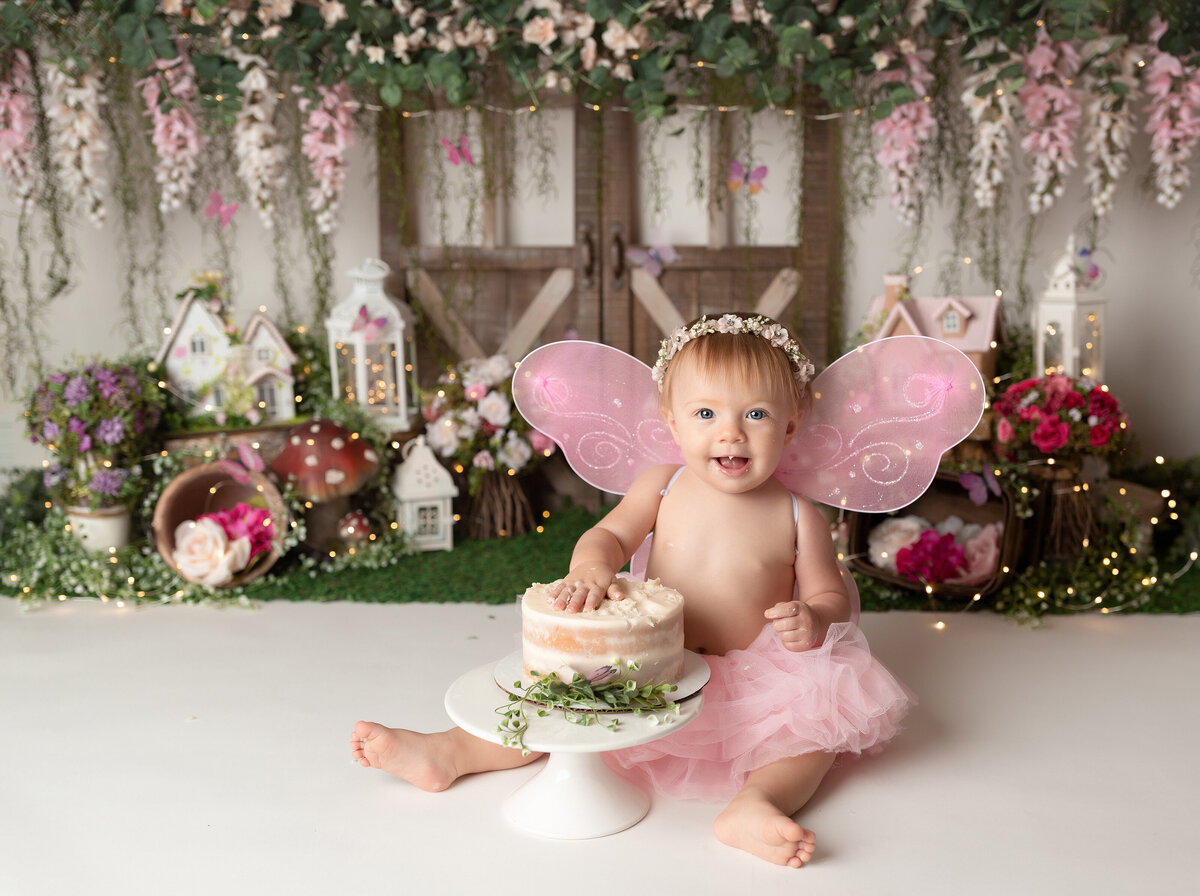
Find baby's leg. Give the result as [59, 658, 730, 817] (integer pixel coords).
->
[713, 750, 836, 868]
[351, 721, 541, 792]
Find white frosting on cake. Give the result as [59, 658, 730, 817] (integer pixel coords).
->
[521, 577, 685, 687]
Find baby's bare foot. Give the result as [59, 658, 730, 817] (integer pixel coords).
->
[714, 794, 817, 868]
[351, 721, 458, 792]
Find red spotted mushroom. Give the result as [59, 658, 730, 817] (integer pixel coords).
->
[269, 419, 380, 550]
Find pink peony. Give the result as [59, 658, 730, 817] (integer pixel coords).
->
[528, 430, 557, 457]
[895, 530, 966, 584]
[995, 417, 1015, 443]
[947, 523, 1003, 586]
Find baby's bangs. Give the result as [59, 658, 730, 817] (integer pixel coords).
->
[663, 332, 807, 413]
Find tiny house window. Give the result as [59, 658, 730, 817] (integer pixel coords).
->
[941, 310, 962, 335]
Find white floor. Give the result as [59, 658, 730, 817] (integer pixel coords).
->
[2, 596, 1198, 896]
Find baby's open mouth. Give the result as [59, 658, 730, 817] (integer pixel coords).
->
[715, 455, 749, 471]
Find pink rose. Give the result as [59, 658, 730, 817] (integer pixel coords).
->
[465, 382, 488, 402]
[1089, 421, 1113, 448]
[995, 417, 1014, 443]
[1030, 418, 1070, 454]
[947, 523, 1002, 586]
[528, 430, 557, 457]
[173, 518, 251, 587]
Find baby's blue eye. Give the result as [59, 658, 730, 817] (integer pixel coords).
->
[697, 408, 714, 419]
[747, 409, 766, 420]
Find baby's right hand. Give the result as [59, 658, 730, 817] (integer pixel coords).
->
[550, 565, 619, 613]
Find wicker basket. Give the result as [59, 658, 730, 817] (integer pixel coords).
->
[153, 463, 289, 586]
[846, 471, 1024, 598]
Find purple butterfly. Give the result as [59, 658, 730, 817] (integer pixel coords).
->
[204, 189, 238, 227]
[440, 133, 474, 166]
[1076, 247, 1100, 281]
[959, 465, 1001, 506]
[626, 242, 679, 278]
[351, 304, 388, 341]
[728, 160, 767, 194]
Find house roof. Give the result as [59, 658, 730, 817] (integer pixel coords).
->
[867, 294, 1002, 352]
[243, 311, 298, 365]
[154, 295, 227, 366]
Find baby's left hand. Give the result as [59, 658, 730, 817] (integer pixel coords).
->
[765, 601, 822, 652]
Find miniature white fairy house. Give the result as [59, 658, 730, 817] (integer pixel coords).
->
[1034, 237, 1106, 381]
[154, 296, 297, 424]
[393, 435, 459, 551]
[327, 258, 417, 433]
[865, 274, 1003, 382]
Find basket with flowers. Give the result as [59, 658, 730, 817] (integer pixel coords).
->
[420, 354, 555, 538]
[25, 359, 166, 513]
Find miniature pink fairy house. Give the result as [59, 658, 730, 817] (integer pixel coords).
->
[865, 275, 1003, 382]
[155, 297, 297, 424]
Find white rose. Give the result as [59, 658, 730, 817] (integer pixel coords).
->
[867, 515, 930, 573]
[497, 431, 533, 472]
[477, 390, 513, 427]
[173, 518, 252, 587]
[425, 413, 460, 457]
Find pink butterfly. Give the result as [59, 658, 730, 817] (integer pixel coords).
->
[204, 189, 238, 227]
[626, 242, 679, 278]
[959, 465, 1001, 506]
[351, 304, 389, 341]
[440, 133, 474, 166]
[727, 160, 767, 194]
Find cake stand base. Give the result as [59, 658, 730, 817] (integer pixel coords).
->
[503, 750, 649, 839]
[444, 654, 708, 841]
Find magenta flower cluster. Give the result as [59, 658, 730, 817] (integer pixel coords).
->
[992, 374, 1128, 464]
[198, 502, 275, 565]
[895, 530, 967, 585]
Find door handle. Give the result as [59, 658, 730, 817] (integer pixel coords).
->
[609, 224, 625, 287]
[578, 224, 594, 288]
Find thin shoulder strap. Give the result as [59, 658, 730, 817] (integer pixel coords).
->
[660, 465, 686, 497]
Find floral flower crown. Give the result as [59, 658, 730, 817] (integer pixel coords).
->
[651, 314, 815, 391]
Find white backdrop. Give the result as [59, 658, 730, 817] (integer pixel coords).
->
[3, 109, 1197, 469]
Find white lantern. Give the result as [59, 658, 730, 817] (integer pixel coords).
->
[1034, 237, 1106, 381]
[327, 258, 418, 432]
[393, 435, 459, 551]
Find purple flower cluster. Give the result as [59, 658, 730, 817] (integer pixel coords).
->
[25, 359, 165, 508]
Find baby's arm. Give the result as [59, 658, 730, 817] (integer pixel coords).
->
[550, 464, 676, 613]
[766, 497, 851, 651]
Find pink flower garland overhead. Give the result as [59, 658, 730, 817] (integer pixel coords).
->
[871, 43, 937, 226]
[140, 50, 204, 213]
[299, 82, 358, 235]
[0, 49, 37, 211]
[1017, 28, 1081, 215]
[1143, 17, 1200, 210]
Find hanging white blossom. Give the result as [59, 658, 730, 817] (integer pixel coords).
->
[1082, 40, 1140, 219]
[961, 39, 1016, 211]
[43, 59, 108, 227]
[227, 50, 285, 229]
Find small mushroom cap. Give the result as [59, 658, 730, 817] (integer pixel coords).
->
[268, 419, 380, 502]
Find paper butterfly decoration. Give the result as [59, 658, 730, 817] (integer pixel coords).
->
[351, 304, 389, 342]
[727, 160, 767, 194]
[512, 336, 986, 514]
[626, 242, 679, 278]
[440, 133, 474, 167]
[959, 465, 1001, 506]
[204, 189, 238, 227]
[1075, 246, 1100, 282]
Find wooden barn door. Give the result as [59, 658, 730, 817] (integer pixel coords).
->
[377, 92, 841, 376]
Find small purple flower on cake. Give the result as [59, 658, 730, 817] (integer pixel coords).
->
[587, 665, 619, 684]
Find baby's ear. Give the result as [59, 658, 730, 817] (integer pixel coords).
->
[783, 413, 801, 444]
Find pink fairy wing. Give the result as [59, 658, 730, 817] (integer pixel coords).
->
[512, 341, 680, 494]
[777, 336, 986, 513]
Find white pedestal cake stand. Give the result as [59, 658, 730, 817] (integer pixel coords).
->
[444, 651, 708, 840]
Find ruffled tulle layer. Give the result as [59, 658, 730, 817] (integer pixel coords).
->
[604, 621, 915, 801]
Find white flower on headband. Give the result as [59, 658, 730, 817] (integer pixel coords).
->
[651, 314, 815, 390]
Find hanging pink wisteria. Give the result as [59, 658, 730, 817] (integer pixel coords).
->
[1017, 28, 1082, 215]
[872, 41, 938, 226]
[0, 49, 36, 212]
[140, 49, 205, 213]
[1143, 17, 1200, 210]
[299, 82, 358, 236]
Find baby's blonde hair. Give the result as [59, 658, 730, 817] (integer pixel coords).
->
[658, 314, 812, 416]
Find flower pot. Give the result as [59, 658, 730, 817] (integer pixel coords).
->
[65, 505, 132, 553]
[153, 463, 288, 586]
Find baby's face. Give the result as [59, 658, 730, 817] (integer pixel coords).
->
[663, 357, 798, 495]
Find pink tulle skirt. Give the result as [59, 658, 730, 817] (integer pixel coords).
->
[603, 621, 915, 801]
